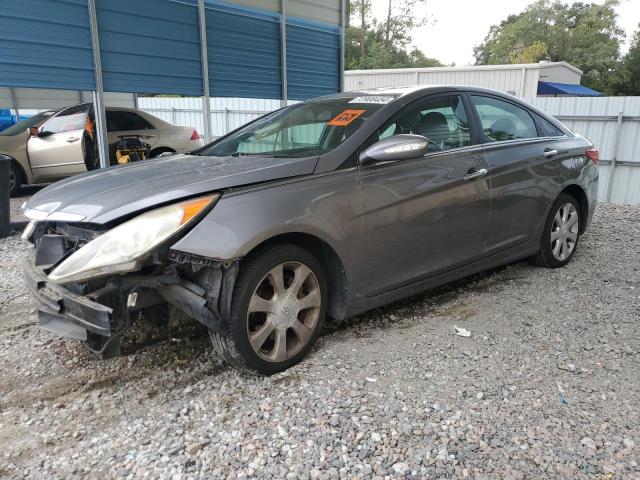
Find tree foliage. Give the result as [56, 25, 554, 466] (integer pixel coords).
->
[346, 0, 443, 70]
[473, 0, 626, 94]
[611, 25, 640, 95]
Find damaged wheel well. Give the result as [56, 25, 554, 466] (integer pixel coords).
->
[244, 233, 348, 321]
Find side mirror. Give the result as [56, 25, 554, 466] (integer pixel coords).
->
[28, 127, 39, 137]
[360, 134, 428, 164]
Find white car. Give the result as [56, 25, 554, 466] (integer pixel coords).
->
[4, 103, 204, 194]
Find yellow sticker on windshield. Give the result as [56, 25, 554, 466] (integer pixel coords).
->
[328, 109, 366, 127]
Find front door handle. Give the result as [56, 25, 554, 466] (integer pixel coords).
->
[67, 137, 80, 143]
[543, 149, 559, 158]
[464, 167, 488, 181]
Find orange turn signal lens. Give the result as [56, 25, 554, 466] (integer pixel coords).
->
[180, 196, 215, 225]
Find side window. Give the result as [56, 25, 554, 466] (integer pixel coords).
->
[471, 95, 538, 142]
[106, 111, 154, 132]
[376, 95, 472, 152]
[534, 112, 565, 137]
[41, 104, 90, 135]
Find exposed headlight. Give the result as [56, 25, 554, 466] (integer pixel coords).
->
[48, 195, 217, 284]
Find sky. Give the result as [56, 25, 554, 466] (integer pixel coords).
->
[368, 0, 640, 66]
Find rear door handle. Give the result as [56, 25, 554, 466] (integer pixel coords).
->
[464, 168, 488, 181]
[66, 137, 80, 143]
[543, 149, 558, 158]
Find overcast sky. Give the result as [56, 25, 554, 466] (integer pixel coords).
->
[368, 0, 640, 66]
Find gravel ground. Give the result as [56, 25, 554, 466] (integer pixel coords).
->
[0, 203, 638, 479]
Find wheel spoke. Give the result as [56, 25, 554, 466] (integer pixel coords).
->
[291, 319, 313, 344]
[268, 328, 287, 362]
[289, 264, 311, 295]
[298, 289, 321, 311]
[566, 230, 578, 242]
[268, 264, 286, 296]
[248, 295, 276, 314]
[550, 229, 561, 241]
[552, 239, 561, 257]
[554, 211, 562, 227]
[559, 239, 567, 259]
[561, 205, 569, 223]
[249, 320, 275, 351]
[567, 212, 579, 228]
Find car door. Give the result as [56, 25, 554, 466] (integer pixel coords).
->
[106, 110, 158, 154]
[469, 95, 555, 253]
[27, 104, 90, 182]
[357, 93, 491, 297]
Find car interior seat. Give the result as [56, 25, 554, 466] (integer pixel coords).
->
[416, 112, 451, 151]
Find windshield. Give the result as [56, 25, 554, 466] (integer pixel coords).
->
[0, 111, 56, 136]
[198, 95, 396, 158]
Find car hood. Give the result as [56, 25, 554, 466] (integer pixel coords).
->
[24, 154, 317, 224]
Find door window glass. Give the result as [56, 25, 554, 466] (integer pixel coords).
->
[41, 104, 90, 135]
[471, 95, 538, 142]
[376, 95, 472, 152]
[534, 112, 565, 137]
[106, 111, 154, 132]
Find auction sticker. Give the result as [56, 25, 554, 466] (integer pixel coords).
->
[349, 96, 395, 104]
[328, 109, 366, 126]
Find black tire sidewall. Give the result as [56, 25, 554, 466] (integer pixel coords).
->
[9, 162, 22, 197]
[539, 193, 581, 268]
[227, 245, 328, 375]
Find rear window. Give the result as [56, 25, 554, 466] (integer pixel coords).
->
[534, 113, 565, 137]
[471, 95, 538, 142]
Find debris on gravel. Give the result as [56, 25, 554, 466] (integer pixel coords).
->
[0, 203, 639, 479]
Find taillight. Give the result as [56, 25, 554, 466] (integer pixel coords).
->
[586, 148, 599, 164]
[191, 129, 200, 140]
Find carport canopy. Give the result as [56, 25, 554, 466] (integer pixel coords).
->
[0, 0, 345, 166]
[537, 81, 602, 97]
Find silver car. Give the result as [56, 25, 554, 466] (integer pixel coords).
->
[22, 86, 599, 374]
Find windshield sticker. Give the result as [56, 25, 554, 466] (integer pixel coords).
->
[349, 96, 395, 104]
[328, 109, 366, 127]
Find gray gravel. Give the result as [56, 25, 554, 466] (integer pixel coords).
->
[0, 203, 639, 479]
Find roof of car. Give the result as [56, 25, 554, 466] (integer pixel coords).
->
[317, 84, 522, 102]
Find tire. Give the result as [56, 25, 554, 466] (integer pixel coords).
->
[531, 193, 581, 268]
[9, 162, 23, 197]
[210, 244, 327, 375]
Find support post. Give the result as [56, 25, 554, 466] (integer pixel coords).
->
[606, 111, 624, 202]
[9, 88, 20, 121]
[0, 156, 9, 239]
[339, 0, 346, 92]
[519, 67, 527, 98]
[224, 108, 231, 134]
[198, 0, 212, 142]
[88, 0, 109, 169]
[280, 0, 288, 107]
[133, 93, 139, 109]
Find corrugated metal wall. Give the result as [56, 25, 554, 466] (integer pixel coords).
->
[206, 1, 281, 99]
[527, 96, 640, 205]
[96, 0, 203, 95]
[0, 0, 95, 91]
[287, 18, 341, 100]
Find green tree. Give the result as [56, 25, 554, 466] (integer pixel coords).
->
[473, 0, 625, 94]
[346, 0, 443, 70]
[612, 25, 640, 95]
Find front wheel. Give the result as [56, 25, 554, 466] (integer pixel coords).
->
[531, 193, 581, 268]
[210, 245, 327, 375]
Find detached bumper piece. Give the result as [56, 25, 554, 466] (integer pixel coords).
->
[24, 259, 116, 345]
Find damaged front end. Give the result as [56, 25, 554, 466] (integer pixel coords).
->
[23, 199, 238, 357]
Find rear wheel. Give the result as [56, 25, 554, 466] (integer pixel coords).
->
[531, 193, 581, 268]
[210, 245, 327, 375]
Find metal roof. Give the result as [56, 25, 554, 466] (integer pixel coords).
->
[346, 62, 583, 76]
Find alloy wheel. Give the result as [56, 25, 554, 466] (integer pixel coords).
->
[550, 202, 579, 261]
[246, 261, 322, 363]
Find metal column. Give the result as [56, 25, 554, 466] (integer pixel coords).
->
[339, 0, 346, 92]
[198, 0, 212, 143]
[605, 111, 624, 202]
[88, 0, 109, 169]
[9, 88, 20, 121]
[280, 0, 288, 107]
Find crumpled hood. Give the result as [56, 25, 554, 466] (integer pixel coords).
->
[25, 154, 317, 224]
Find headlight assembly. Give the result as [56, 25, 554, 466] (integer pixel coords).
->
[48, 195, 217, 284]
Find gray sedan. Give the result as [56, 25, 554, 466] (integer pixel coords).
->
[22, 86, 599, 374]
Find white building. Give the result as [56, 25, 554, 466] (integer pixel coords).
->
[344, 62, 596, 98]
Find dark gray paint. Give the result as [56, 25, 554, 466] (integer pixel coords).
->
[25, 86, 599, 320]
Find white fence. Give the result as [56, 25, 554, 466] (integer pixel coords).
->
[526, 96, 640, 205]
